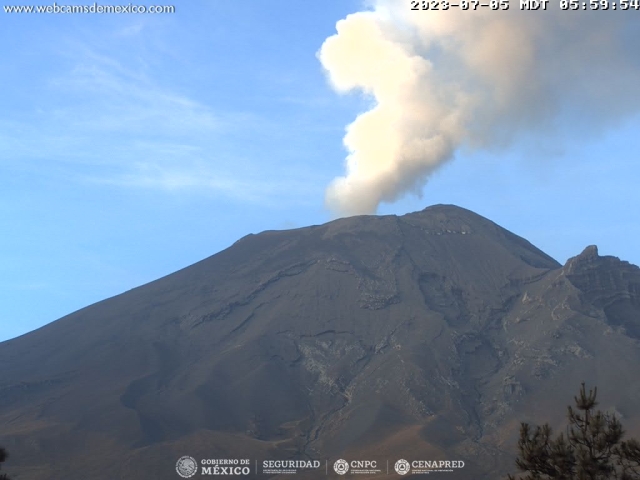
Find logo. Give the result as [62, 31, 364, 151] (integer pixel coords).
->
[261, 460, 322, 475]
[408, 459, 465, 474]
[200, 458, 251, 475]
[176, 456, 198, 478]
[394, 459, 411, 475]
[334, 459, 349, 475]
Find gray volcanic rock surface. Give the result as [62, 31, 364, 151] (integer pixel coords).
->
[1, 204, 640, 479]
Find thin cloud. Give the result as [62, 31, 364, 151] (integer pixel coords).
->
[2, 39, 322, 205]
[87, 161, 323, 206]
[48, 49, 220, 136]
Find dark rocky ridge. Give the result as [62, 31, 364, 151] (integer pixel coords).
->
[1, 204, 639, 479]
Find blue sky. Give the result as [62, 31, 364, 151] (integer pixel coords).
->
[1, 0, 639, 342]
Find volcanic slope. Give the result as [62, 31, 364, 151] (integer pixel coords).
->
[1, 205, 640, 479]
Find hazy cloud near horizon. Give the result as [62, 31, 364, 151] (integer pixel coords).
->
[319, 1, 640, 216]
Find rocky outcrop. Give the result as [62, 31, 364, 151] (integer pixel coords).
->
[1, 205, 639, 480]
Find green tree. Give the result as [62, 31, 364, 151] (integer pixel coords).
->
[508, 383, 640, 479]
[0, 446, 10, 480]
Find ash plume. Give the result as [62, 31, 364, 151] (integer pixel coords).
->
[319, 1, 640, 216]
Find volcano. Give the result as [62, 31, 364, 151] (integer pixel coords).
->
[1, 205, 640, 479]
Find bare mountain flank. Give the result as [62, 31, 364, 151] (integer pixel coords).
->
[1, 205, 639, 479]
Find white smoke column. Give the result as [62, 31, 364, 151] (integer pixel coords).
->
[319, 1, 640, 216]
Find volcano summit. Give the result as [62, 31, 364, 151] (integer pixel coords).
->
[1, 205, 639, 479]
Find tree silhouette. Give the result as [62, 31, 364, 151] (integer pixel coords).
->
[0, 446, 10, 480]
[508, 383, 640, 479]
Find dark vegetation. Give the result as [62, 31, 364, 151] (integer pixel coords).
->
[0, 447, 10, 480]
[508, 383, 640, 479]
